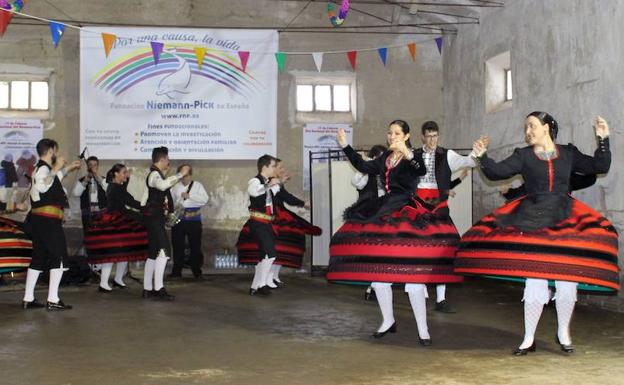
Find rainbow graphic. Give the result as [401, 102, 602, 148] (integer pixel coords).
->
[91, 45, 263, 98]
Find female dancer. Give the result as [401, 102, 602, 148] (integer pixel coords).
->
[328, 120, 462, 346]
[85, 164, 149, 292]
[456, 113, 617, 355]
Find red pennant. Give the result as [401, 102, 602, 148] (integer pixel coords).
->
[238, 51, 250, 72]
[347, 51, 357, 71]
[407, 43, 416, 62]
[0, 9, 14, 37]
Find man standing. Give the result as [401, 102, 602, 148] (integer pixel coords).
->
[169, 164, 209, 279]
[73, 156, 107, 231]
[22, 138, 80, 310]
[414, 121, 477, 313]
[140, 147, 189, 300]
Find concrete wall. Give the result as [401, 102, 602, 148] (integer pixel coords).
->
[443, 0, 624, 308]
[0, 0, 443, 268]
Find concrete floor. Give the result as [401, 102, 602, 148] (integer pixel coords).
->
[1, 275, 624, 385]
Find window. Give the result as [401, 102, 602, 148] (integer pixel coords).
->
[296, 84, 351, 113]
[0, 80, 49, 111]
[504, 68, 512, 101]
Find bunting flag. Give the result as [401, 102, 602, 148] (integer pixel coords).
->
[238, 51, 250, 72]
[377, 47, 387, 66]
[312, 52, 323, 72]
[0, 9, 12, 37]
[101, 33, 116, 58]
[347, 50, 357, 70]
[275, 52, 286, 73]
[49, 21, 64, 47]
[407, 42, 416, 62]
[150, 41, 164, 65]
[435, 37, 443, 54]
[194, 47, 206, 69]
[0, 0, 27, 37]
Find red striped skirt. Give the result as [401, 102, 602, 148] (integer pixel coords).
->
[237, 206, 322, 268]
[327, 192, 463, 284]
[455, 196, 619, 292]
[85, 210, 148, 264]
[0, 217, 32, 274]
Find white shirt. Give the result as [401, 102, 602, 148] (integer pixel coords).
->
[171, 180, 209, 208]
[418, 147, 477, 189]
[72, 176, 108, 206]
[248, 177, 281, 213]
[140, 169, 182, 206]
[30, 164, 65, 202]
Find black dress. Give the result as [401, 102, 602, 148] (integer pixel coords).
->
[455, 138, 619, 292]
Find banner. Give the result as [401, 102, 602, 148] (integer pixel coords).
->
[0, 118, 42, 188]
[303, 123, 352, 191]
[80, 27, 278, 160]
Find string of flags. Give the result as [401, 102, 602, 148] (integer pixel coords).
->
[0, 6, 445, 74]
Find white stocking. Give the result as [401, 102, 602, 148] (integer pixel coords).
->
[143, 259, 155, 291]
[554, 281, 577, 346]
[114, 262, 128, 286]
[405, 283, 430, 340]
[23, 268, 41, 302]
[519, 278, 549, 349]
[371, 282, 394, 332]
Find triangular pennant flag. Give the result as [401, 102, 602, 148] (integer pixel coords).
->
[312, 52, 323, 72]
[275, 52, 286, 73]
[101, 33, 116, 58]
[194, 47, 206, 70]
[151, 41, 164, 65]
[435, 37, 443, 54]
[407, 42, 416, 62]
[238, 51, 250, 72]
[377, 47, 387, 66]
[0, 9, 13, 37]
[49, 21, 65, 47]
[347, 51, 357, 71]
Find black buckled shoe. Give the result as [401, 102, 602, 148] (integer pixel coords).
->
[257, 286, 272, 295]
[556, 335, 575, 354]
[98, 286, 112, 293]
[273, 280, 285, 288]
[153, 288, 175, 301]
[513, 342, 536, 356]
[372, 322, 397, 338]
[142, 289, 155, 299]
[434, 300, 456, 314]
[418, 338, 432, 347]
[112, 281, 127, 289]
[46, 300, 73, 311]
[22, 299, 45, 310]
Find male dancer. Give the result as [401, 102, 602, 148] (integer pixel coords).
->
[140, 147, 189, 300]
[22, 138, 80, 310]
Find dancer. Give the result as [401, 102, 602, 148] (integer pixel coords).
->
[0, 198, 31, 275]
[140, 147, 189, 300]
[22, 139, 80, 310]
[328, 120, 460, 346]
[72, 156, 107, 231]
[84, 164, 149, 292]
[456, 113, 617, 355]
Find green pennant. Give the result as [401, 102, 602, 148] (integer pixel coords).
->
[275, 52, 286, 73]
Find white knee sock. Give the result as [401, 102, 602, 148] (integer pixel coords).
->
[406, 283, 430, 340]
[114, 262, 128, 286]
[154, 250, 169, 291]
[272, 264, 282, 283]
[263, 257, 277, 288]
[251, 262, 263, 290]
[47, 266, 64, 303]
[371, 282, 395, 332]
[555, 281, 577, 346]
[23, 268, 41, 302]
[436, 284, 446, 303]
[520, 279, 549, 349]
[99, 263, 113, 290]
[143, 259, 156, 291]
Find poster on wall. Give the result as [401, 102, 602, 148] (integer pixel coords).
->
[303, 123, 352, 190]
[0, 118, 42, 189]
[80, 27, 278, 160]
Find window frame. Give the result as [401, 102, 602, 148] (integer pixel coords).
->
[0, 79, 50, 111]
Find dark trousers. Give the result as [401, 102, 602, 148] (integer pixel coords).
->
[29, 215, 68, 271]
[171, 220, 203, 275]
[249, 220, 276, 259]
[143, 212, 170, 260]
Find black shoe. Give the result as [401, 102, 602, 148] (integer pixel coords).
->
[153, 288, 175, 301]
[556, 335, 575, 353]
[513, 342, 536, 356]
[419, 338, 432, 346]
[46, 300, 72, 311]
[98, 286, 112, 293]
[372, 322, 397, 338]
[142, 289, 155, 299]
[167, 273, 182, 280]
[112, 281, 127, 289]
[273, 279, 285, 288]
[249, 288, 258, 296]
[364, 289, 376, 301]
[434, 300, 456, 313]
[193, 274, 204, 280]
[257, 286, 272, 295]
[22, 299, 45, 310]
